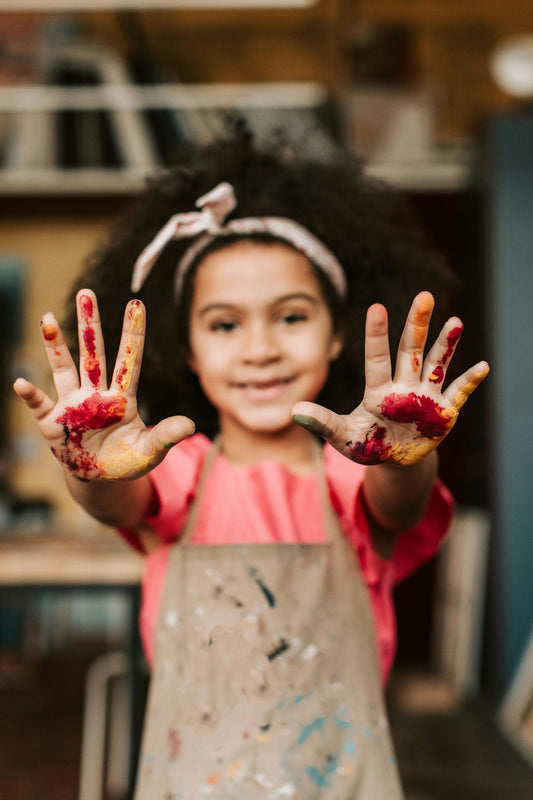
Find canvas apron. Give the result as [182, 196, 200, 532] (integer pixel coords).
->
[134, 442, 404, 800]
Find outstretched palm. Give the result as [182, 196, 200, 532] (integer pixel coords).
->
[292, 291, 489, 466]
[13, 290, 194, 481]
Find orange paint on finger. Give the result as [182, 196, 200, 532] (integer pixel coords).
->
[41, 322, 57, 343]
[412, 294, 434, 348]
[411, 349, 421, 372]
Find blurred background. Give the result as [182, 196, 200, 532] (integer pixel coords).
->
[0, 2, 532, 799]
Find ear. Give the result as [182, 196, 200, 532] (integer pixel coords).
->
[328, 332, 344, 362]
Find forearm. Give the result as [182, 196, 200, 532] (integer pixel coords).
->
[363, 450, 438, 539]
[64, 472, 156, 529]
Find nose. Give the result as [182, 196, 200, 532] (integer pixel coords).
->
[241, 321, 280, 365]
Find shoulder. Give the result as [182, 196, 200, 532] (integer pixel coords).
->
[143, 433, 213, 542]
[156, 432, 212, 473]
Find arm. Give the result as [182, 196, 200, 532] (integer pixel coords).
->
[13, 289, 194, 536]
[293, 291, 489, 556]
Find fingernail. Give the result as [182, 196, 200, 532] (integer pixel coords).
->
[292, 414, 326, 435]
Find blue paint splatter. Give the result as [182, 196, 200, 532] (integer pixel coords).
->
[345, 740, 356, 756]
[298, 717, 326, 745]
[334, 712, 352, 728]
[247, 566, 275, 607]
[305, 756, 338, 788]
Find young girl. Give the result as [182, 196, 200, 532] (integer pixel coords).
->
[14, 136, 488, 799]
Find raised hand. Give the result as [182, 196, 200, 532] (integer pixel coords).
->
[292, 291, 489, 466]
[13, 289, 194, 481]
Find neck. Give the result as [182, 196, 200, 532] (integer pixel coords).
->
[218, 423, 318, 475]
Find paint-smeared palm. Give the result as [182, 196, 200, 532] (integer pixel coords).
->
[293, 291, 489, 466]
[13, 290, 194, 481]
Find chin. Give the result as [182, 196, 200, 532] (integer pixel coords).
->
[239, 409, 294, 435]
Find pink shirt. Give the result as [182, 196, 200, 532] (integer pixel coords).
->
[120, 433, 454, 684]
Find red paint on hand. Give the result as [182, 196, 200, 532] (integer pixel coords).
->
[350, 425, 392, 464]
[80, 294, 101, 387]
[428, 365, 445, 384]
[442, 325, 463, 365]
[79, 293, 94, 321]
[41, 322, 57, 343]
[380, 392, 451, 439]
[54, 392, 127, 477]
[115, 346, 132, 391]
[57, 393, 127, 440]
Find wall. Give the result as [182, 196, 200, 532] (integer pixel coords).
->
[1, 206, 117, 527]
[80, 0, 533, 139]
[486, 113, 533, 688]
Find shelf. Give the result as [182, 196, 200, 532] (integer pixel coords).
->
[0, 44, 473, 196]
[1, 1, 318, 9]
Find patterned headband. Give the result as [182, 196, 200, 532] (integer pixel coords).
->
[130, 182, 347, 299]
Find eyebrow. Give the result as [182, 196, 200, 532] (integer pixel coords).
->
[197, 292, 320, 317]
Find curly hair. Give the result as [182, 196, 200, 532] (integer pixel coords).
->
[63, 132, 457, 438]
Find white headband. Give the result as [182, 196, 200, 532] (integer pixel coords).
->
[131, 182, 347, 299]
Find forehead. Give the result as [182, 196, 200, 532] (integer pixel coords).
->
[191, 239, 324, 306]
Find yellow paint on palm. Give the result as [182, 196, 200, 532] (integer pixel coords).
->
[388, 407, 459, 465]
[100, 440, 158, 478]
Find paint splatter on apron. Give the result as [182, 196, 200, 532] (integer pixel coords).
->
[134, 442, 404, 799]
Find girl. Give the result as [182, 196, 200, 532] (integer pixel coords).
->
[14, 136, 488, 799]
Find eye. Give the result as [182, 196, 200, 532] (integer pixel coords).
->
[210, 319, 238, 333]
[280, 312, 308, 326]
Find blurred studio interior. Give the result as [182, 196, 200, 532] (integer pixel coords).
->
[0, 2, 532, 799]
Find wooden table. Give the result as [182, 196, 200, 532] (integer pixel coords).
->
[0, 530, 143, 586]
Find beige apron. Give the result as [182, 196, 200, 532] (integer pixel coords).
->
[134, 442, 404, 799]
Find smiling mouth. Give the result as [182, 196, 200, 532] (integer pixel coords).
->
[234, 377, 294, 390]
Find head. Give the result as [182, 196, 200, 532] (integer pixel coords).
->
[184, 237, 343, 441]
[64, 133, 456, 437]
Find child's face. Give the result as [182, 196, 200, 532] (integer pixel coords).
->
[188, 240, 343, 439]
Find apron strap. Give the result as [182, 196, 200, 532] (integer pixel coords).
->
[178, 435, 222, 545]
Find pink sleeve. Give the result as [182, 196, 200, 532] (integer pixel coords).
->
[117, 433, 211, 552]
[324, 444, 455, 584]
[390, 478, 454, 584]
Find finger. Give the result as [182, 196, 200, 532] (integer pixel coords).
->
[77, 289, 107, 391]
[146, 415, 196, 460]
[394, 291, 435, 383]
[13, 377, 56, 423]
[443, 361, 490, 411]
[364, 303, 392, 390]
[292, 400, 350, 450]
[421, 318, 464, 386]
[40, 312, 80, 398]
[110, 299, 146, 396]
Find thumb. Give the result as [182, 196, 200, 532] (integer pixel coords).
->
[147, 415, 196, 460]
[292, 401, 348, 451]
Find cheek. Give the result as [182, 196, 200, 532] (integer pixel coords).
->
[190, 341, 230, 383]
